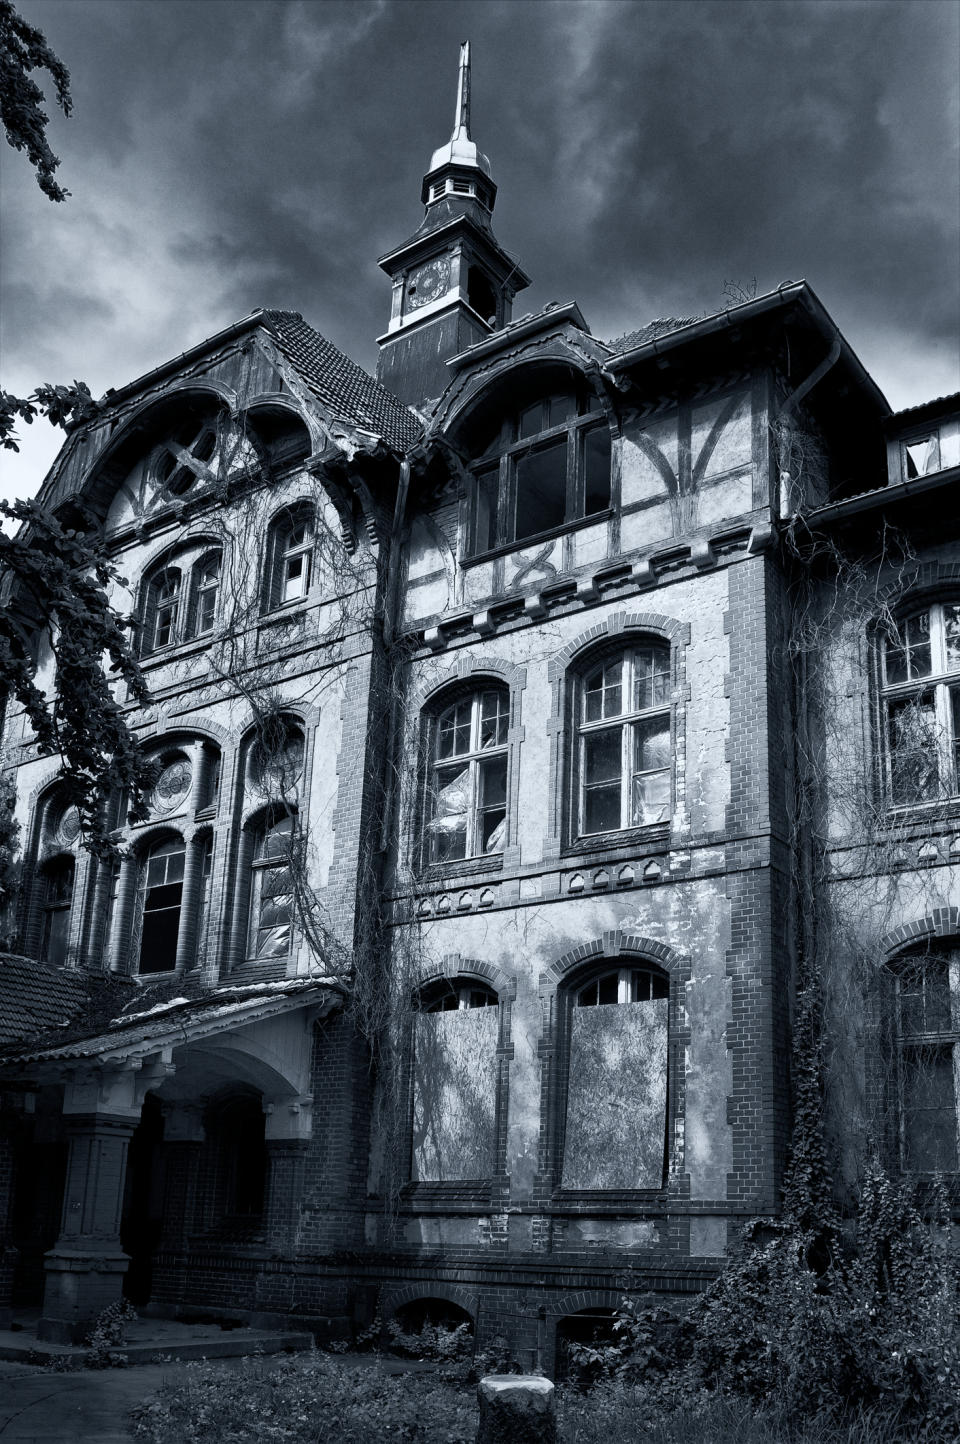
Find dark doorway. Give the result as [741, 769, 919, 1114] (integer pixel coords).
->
[555, 1308, 619, 1382]
[121, 1094, 165, 1306]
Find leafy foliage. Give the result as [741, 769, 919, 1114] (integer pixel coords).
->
[131, 1352, 477, 1444]
[0, 0, 71, 200]
[0, 499, 155, 854]
[1, 380, 101, 452]
[83, 1297, 138, 1369]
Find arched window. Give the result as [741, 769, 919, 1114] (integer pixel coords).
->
[411, 978, 500, 1183]
[466, 371, 611, 555]
[39, 854, 74, 967]
[249, 719, 305, 799]
[559, 964, 669, 1190]
[889, 949, 959, 1172]
[144, 568, 182, 653]
[247, 813, 295, 960]
[135, 837, 186, 974]
[575, 643, 672, 836]
[264, 505, 315, 610]
[187, 550, 221, 637]
[882, 603, 960, 804]
[423, 687, 508, 865]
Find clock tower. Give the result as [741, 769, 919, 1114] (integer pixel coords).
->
[376, 43, 530, 409]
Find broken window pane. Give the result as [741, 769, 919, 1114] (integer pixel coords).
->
[477, 754, 507, 854]
[426, 688, 510, 866]
[903, 434, 940, 479]
[139, 839, 186, 974]
[888, 695, 940, 803]
[885, 611, 931, 684]
[427, 764, 470, 862]
[561, 996, 668, 1189]
[474, 464, 499, 552]
[514, 437, 567, 542]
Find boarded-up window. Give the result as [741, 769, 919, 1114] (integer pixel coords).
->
[895, 952, 960, 1172]
[561, 968, 668, 1190]
[412, 997, 498, 1181]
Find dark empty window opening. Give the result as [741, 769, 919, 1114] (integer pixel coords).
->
[137, 838, 185, 974]
[464, 375, 611, 555]
[40, 855, 75, 967]
[419, 979, 498, 1013]
[208, 1096, 267, 1223]
[467, 267, 497, 324]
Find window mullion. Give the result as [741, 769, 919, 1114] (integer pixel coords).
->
[621, 720, 631, 830]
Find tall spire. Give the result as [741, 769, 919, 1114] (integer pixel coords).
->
[454, 40, 471, 139]
[425, 41, 492, 184]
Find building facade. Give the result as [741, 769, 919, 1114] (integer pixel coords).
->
[1, 48, 958, 1367]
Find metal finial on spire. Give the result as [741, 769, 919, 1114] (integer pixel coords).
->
[454, 41, 471, 138]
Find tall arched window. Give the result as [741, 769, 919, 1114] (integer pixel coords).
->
[144, 568, 182, 653]
[559, 964, 669, 1191]
[889, 949, 959, 1172]
[187, 550, 221, 637]
[423, 687, 508, 865]
[882, 603, 960, 804]
[39, 854, 75, 967]
[135, 837, 186, 974]
[575, 643, 672, 836]
[247, 813, 295, 960]
[264, 505, 315, 610]
[411, 978, 500, 1183]
[466, 371, 611, 555]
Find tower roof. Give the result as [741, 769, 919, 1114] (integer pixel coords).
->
[426, 41, 492, 180]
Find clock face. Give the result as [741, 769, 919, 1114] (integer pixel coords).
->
[407, 258, 450, 310]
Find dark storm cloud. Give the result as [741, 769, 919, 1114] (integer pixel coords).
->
[1, 0, 957, 497]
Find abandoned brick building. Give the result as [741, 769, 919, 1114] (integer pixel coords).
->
[2, 46, 959, 1368]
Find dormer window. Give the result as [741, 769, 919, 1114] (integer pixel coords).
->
[466, 375, 612, 555]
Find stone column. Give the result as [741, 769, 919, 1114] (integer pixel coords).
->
[38, 1069, 142, 1344]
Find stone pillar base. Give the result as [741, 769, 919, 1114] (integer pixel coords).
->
[38, 1246, 130, 1344]
[477, 1376, 556, 1444]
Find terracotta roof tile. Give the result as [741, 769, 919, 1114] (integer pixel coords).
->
[260, 311, 423, 450]
[0, 954, 89, 1045]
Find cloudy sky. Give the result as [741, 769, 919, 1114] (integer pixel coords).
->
[1, 0, 958, 499]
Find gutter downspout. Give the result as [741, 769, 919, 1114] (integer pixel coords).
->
[378, 458, 411, 855]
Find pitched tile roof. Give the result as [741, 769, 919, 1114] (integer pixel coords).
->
[0, 954, 89, 1046]
[1, 977, 342, 1066]
[260, 311, 423, 450]
[606, 317, 703, 353]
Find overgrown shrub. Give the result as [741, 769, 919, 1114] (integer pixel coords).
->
[131, 1352, 476, 1444]
[84, 1297, 138, 1369]
[564, 1164, 960, 1440]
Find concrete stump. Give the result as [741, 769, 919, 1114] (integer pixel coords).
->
[476, 1375, 556, 1444]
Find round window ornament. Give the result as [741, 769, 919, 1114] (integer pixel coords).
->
[152, 758, 193, 812]
[55, 805, 81, 847]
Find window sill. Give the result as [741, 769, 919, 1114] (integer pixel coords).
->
[416, 854, 504, 885]
[139, 637, 212, 669]
[462, 509, 613, 567]
[550, 1188, 668, 1210]
[400, 1181, 493, 1210]
[563, 824, 671, 858]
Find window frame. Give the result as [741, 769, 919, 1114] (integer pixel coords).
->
[141, 546, 222, 657]
[572, 643, 674, 842]
[264, 504, 316, 613]
[420, 685, 510, 870]
[881, 602, 960, 807]
[890, 950, 960, 1175]
[246, 811, 297, 963]
[467, 390, 612, 557]
[134, 835, 187, 975]
[552, 960, 673, 1197]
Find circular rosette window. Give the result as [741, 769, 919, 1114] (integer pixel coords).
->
[151, 757, 193, 814]
[55, 805, 82, 848]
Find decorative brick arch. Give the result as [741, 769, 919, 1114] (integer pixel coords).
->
[548, 1287, 623, 1319]
[541, 931, 687, 996]
[412, 653, 527, 713]
[881, 909, 960, 957]
[547, 611, 691, 683]
[380, 1282, 478, 1325]
[416, 953, 517, 1003]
